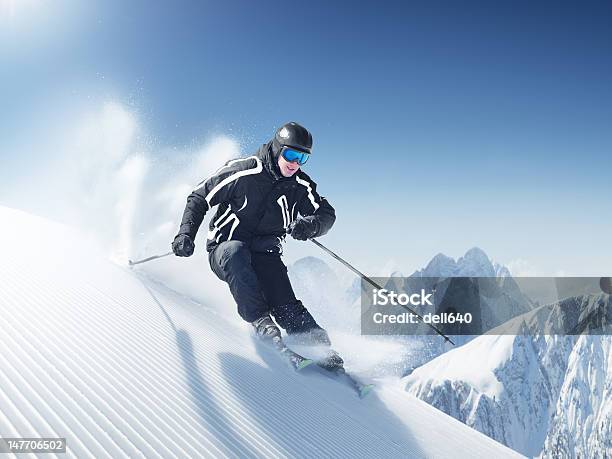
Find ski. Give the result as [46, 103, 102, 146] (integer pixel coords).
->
[313, 350, 375, 398]
[268, 338, 374, 397]
[271, 336, 314, 371]
[315, 362, 375, 398]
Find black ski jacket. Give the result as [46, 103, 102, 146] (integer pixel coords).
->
[176, 142, 336, 253]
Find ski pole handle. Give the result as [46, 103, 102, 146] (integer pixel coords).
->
[128, 251, 173, 266]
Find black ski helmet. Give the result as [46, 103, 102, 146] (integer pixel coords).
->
[271, 122, 313, 159]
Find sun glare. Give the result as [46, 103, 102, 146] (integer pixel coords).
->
[0, 0, 41, 20]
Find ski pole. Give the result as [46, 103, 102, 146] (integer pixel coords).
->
[309, 238, 455, 346]
[128, 251, 173, 266]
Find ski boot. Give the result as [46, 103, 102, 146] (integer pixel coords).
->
[318, 349, 345, 372]
[252, 315, 282, 341]
[252, 315, 313, 371]
[289, 327, 344, 370]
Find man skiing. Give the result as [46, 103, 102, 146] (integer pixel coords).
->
[172, 122, 338, 353]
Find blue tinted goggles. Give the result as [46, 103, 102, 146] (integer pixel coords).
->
[281, 147, 310, 165]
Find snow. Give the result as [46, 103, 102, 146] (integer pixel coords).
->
[0, 205, 520, 458]
[541, 335, 612, 458]
[404, 298, 612, 458]
[405, 335, 514, 399]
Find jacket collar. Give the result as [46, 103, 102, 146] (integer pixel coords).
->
[256, 142, 293, 182]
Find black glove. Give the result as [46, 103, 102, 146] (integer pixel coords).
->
[287, 216, 320, 241]
[172, 234, 195, 257]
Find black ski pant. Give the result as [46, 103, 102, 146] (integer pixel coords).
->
[208, 240, 322, 334]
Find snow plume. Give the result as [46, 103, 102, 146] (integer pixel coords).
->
[6, 101, 241, 306]
[112, 154, 148, 263]
[58, 102, 147, 262]
[19, 101, 148, 261]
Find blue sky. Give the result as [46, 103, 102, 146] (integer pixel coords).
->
[1, 1, 611, 275]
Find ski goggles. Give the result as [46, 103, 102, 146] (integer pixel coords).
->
[281, 147, 310, 166]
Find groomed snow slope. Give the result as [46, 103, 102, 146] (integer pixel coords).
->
[0, 206, 521, 458]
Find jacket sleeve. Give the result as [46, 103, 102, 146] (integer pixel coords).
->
[295, 173, 336, 237]
[176, 157, 261, 238]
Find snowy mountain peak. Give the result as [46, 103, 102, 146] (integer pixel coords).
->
[423, 253, 457, 276]
[463, 246, 490, 261]
[456, 247, 496, 277]
[413, 247, 501, 278]
[292, 255, 330, 271]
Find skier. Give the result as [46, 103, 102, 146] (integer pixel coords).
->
[172, 122, 339, 352]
